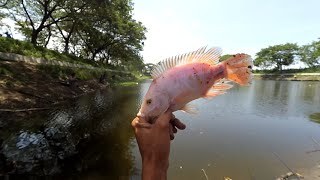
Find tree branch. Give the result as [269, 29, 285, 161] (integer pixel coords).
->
[21, 0, 35, 30]
[43, 15, 68, 28]
[0, 0, 9, 7]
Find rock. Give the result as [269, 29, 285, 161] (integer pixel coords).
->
[2, 126, 76, 175]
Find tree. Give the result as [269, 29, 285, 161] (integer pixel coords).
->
[74, 0, 146, 62]
[50, 0, 87, 53]
[254, 43, 299, 72]
[0, 0, 147, 70]
[300, 40, 320, 67]
[219, 54, 233, 62]
[0, 0, 8, 7]
[6, 0, 68, 45]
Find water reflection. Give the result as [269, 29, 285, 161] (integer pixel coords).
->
[1, 87, 139, 179]
[1, 80, 320, 179]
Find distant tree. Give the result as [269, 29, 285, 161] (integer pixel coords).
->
[300, 41, 320, 67]
[219, 54, 233, 62]
[254, 43, 299, 72]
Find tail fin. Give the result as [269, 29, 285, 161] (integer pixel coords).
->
[224, 54, 253, 85]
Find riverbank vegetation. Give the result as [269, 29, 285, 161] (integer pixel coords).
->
[253, 41, 320, 73]
[0, 0, 146, 73]
[309, 112, 320, 124]
[0, 60, 145, 110]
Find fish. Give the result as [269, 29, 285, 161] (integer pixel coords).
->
[137, 46, 253, 123]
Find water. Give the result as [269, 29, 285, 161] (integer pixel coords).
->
[1, 80, 320, 179]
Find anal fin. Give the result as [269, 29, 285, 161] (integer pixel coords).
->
[212, 83, 233, 91]
[181, 103, 198, 114]
[203, 79, 233, 99]
[204, 90, 225, 99]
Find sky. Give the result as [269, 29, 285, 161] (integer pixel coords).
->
[132, 0, 320, 64]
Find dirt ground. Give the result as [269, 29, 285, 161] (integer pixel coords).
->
[0, 61, 108, 110]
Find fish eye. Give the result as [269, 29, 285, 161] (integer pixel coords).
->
[146, 99, 152, 105]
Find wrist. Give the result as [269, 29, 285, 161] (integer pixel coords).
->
[142, 154, 169, 180]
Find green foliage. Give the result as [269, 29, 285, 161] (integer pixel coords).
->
[219, 54, 233, 62]
[254, 66, 320, 74]
[0, 0, 147, 71]
[300, 41, 320, 67]
[36, 64, 103, 80]
[0, 63, 13, 75]
[254, 43, 299, 72]
[0, 37, 99, 66]
[309, 112, 320, 124]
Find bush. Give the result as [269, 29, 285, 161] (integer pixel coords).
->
[0, 64, 13, 76]
[0, 37, 100, 67]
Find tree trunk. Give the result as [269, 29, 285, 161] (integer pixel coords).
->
[31, 30, 39, 45]
[44, 27, 51, 48]
[64, 41, 69, 53]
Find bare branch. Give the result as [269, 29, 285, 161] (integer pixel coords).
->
[0, 0, 9, 7]
[21, 0, 35, 30]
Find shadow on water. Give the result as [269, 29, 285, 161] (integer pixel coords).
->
[0, 86, 141, 179]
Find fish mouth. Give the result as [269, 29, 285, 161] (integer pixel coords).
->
[137, 114, 157, 124]
[137, 111, 158, 124]
[147, 116, 158, 124]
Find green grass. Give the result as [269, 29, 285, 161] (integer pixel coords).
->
[117, 82, 139, 86]
[0, 37, 104, 67]
[36, 64, 105, 80]
[113, 74, 150, 86]
[309, 113, 320, 124]
[36, 64, 140, 84]
[0, 37, 149, 86]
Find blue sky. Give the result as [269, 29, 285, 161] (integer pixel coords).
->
[132, 0, 320, 64]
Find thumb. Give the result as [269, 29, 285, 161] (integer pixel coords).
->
[156, 110, 173, 128]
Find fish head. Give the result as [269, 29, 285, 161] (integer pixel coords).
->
[137, 81, 170, 123]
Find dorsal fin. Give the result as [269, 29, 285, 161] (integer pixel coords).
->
[151, 46, 222, 79]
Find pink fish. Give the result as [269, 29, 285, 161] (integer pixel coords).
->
[137, 47, 252, 122]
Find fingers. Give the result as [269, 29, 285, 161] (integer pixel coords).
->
[172, 126, 177, 133]
[169, 124, 174, 140]
[156, 110, 173, 128]
[131, 117, 152, 129]
[171, 118, 186, 130]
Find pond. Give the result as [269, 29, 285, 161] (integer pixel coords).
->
[1, 80, 320, 179]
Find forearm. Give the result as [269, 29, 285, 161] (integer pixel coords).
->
[142, 156, 169, 180]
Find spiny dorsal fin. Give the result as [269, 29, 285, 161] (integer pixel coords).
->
[151, 46, 222, 79]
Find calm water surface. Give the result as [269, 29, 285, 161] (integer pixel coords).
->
[1, 80, 320, 179]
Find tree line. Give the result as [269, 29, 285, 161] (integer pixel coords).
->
[254, 40, 320, 72]
[0, 0, 146, 69]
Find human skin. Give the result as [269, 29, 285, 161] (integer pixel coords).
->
[131, 111, 186, 180]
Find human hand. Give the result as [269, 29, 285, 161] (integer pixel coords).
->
[131, 111, 186, 180]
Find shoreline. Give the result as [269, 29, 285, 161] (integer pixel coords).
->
[0, 60, 146, 111]
[253, 73, 320, 81]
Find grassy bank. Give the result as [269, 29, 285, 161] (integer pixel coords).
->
[0, 60, 148, 110]
[253, 73, 320, 81]
[253, 66, 320, 74]
[0, 37, 126, 71]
